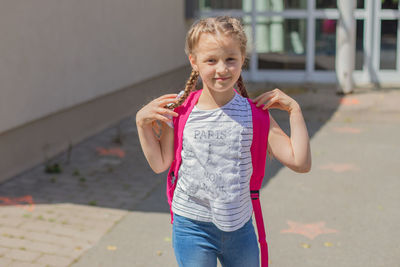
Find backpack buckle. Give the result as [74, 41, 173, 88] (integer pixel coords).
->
[171, 172, 176, 185]
[250, 190, 259, 200]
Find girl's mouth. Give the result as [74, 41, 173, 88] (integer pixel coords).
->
[215, 77, 230, 81]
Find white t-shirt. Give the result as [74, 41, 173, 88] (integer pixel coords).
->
[171, 93, 254, 232]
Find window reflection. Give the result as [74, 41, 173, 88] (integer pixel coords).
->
[317, 0, 364, 9]
[382, 0, 399, 9]
[243, 15, 252, 70]
[355, 20, 364, 70]
[316, 0, 336, 9]
[357, 0, 365, 9]
[199, 0, 368, 11]
[256, 18, 307, 70]
[380, 20, 398, 70]
[199, 0, 242, 10]
[315, 19, 336, 70]
[256, 0, 307, 11]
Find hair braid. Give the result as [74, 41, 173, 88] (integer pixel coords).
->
[236, 75, 249, 98]
[166, 69, 199, 109]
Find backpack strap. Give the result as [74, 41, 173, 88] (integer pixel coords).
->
[166, 91, 270, 267]
[167, 89, 202, 223]
[248, 99, 270, 267]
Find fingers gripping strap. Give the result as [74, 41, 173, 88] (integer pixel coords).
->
[252, 198, 269, 267]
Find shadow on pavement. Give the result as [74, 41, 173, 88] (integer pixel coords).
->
[0, 84, 342, 215]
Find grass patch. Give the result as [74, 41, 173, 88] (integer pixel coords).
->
[45, 163, 62, 174]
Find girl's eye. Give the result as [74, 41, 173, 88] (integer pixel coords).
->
[227, 58, 236, 62]
[207, 59, 216, 63]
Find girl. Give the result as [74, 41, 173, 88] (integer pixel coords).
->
[136, 16, 311, 267]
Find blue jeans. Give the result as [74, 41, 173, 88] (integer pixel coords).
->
[172, 214, 259, 267]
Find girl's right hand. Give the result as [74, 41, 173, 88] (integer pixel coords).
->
[136, 94, 179, 128]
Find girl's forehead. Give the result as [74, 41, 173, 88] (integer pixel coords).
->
[194, 33, 241, 55]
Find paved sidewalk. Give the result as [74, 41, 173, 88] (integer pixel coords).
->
[0, 114, 161, 266]
[1, 86, 399, 267]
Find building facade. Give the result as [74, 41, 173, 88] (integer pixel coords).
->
[0, 0, 189, 182]
[197, 0, 400, 86]
[2, 0, 399, 182]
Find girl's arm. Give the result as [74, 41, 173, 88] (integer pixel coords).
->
[253, 89, 311, 173]
[136, 94, 178, 174]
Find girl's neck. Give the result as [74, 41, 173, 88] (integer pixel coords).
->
[196, 87, 236, 110]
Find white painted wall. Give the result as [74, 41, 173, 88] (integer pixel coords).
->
[0, 0, 188, 134]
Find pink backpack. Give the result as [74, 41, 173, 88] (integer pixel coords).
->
[167, 89, 270, 267]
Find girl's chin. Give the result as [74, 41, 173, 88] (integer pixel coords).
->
[207, 85, 235, 93]
[207, 82, 236, 90]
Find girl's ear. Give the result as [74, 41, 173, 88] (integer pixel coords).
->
[189, 54, 199, 72]
[241, 54, 246, 66]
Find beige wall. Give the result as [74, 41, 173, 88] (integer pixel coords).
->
[0, 66, 191, 183]
[0, 0, 188, 135]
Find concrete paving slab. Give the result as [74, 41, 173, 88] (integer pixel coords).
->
[1, 86, 399, 266]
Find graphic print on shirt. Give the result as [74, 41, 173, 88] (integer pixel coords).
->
[191, 127, 233, 168]
[171, 93, 255, 231]
[178, 95, 252, 203]
[180, 126, 234, 200]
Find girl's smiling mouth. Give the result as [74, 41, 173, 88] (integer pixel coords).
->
[214, 77, 230, 81]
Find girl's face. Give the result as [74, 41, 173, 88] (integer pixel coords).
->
[189, 33, 245, 95]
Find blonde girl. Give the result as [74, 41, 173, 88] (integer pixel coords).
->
[136, 16, 311, 267]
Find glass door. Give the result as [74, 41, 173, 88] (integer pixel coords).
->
[248, 0, 339, 83]
[198, 0, 312, 82]
[360, 0, 400, 84]
[198, 0, 400, 85]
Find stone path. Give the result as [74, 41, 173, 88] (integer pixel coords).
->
[0, 117, 159, 266]
[1, 86, 399, 267]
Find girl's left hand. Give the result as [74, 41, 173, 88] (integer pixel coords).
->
[252, 88, 299, 113]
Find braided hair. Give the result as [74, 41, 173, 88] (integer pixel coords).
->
[167, 16, 249, 109]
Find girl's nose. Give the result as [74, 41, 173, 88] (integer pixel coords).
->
[216, 62, 228, 74]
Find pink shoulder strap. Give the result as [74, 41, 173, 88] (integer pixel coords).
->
[167, 91, 270, 267]
[248, 99, 270, 267]
[166, 90, 202, 221]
